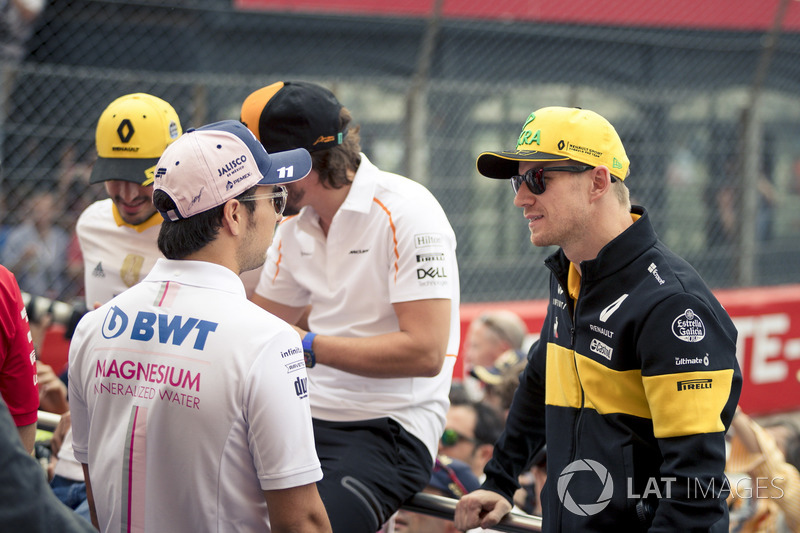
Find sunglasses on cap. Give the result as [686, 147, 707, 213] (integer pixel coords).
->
[239, 186, 288, 215]
[510, 165, 605, 195]
[441, 428, 479, 447]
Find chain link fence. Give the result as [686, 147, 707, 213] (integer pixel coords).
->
[2, 0, 800, 304]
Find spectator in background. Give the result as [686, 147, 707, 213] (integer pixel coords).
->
[1, 190, 69, 299]
[462, 310, 527, 401]
[471, 348, 527, 418]
[464, 310, 527, 372]
[392, 455, 481, 533]
[439, 401, 505, 481]
[726, 408, 800, 532]
[0, 263, 38, 454]
[0, 0, 45, 169]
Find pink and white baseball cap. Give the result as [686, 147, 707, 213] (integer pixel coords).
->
[154, 119, 311, 221]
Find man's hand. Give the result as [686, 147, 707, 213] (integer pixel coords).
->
[37, 361, 69, 414]
[454, 489, 512, 531]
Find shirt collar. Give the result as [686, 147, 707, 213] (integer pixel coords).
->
[144, 258, 247, 297]
[112, 203, 163, 233]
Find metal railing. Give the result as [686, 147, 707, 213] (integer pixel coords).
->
[401, 492, 542, 532]
[35, 411, 542, 531]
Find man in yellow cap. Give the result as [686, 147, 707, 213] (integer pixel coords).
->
[455, 107, 742, 533]
[49, 93, 182, 522]
[77, 93, 182, 307]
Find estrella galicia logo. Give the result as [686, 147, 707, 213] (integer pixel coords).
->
[557, 459, 614, 516]
[671, 309, 706, 342]
[294, 376, 308, 399]
[102, 306, 129, 339]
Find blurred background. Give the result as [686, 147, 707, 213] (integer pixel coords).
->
[3, 0, 800, 304]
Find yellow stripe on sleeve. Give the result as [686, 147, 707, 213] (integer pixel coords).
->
[575, 356, 652, 420]
[545, 344, 583, 409]
[643, 369, 734, 438]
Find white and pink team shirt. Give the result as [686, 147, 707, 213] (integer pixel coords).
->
[69, 259, 321, 532]
[255, 153, 460, 463]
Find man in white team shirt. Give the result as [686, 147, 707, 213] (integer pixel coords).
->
[68, 120, 331, 532]
[241, 81, 460, 532]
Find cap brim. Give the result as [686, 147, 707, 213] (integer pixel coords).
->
[476, 150, 569, 179]
[258, 147, 313, 186]
[89, 156, 160, 185]
[470, 365, 503, 386]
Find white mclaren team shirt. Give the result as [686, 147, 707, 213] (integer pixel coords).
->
[69, 259, 321, 532]
[255, 153, 460, 462]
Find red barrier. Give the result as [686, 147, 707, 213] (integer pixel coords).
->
[38, 284, 800, 416]
[458, 284, 800, 416]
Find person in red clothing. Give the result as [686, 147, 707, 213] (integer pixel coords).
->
[0, 264, 39, 453]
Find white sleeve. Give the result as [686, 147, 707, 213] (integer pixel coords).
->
[243, 327, 321, 490]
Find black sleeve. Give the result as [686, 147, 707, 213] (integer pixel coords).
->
[636, 293, 741, 532]
[0, 397, 96, 532]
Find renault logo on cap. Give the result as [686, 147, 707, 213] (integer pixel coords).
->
[117, 119, 134, 143]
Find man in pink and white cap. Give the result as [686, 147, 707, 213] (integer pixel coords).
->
[68, 120, 332, 532]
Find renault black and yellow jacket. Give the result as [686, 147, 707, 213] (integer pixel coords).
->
[482, 206, 742, 532]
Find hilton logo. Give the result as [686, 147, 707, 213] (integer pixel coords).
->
[677, 378, 712, 391]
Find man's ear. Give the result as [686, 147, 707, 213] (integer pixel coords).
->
[222, 199, 243, 236]
[589, 166, 613, 202]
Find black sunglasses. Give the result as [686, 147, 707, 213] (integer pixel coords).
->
[510, 165, 599, 195]
[440, 428, 479, 447]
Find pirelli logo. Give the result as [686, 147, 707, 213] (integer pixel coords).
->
[676, 378, 712, 391]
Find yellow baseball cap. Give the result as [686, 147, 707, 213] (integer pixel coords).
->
[90, 93, 182, 186]
[476, 106, 630, 181]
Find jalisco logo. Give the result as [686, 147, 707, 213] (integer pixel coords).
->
[672, 309, 706, 342]
[557, 459, 614, 516]
[217, 155, 247, 176]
